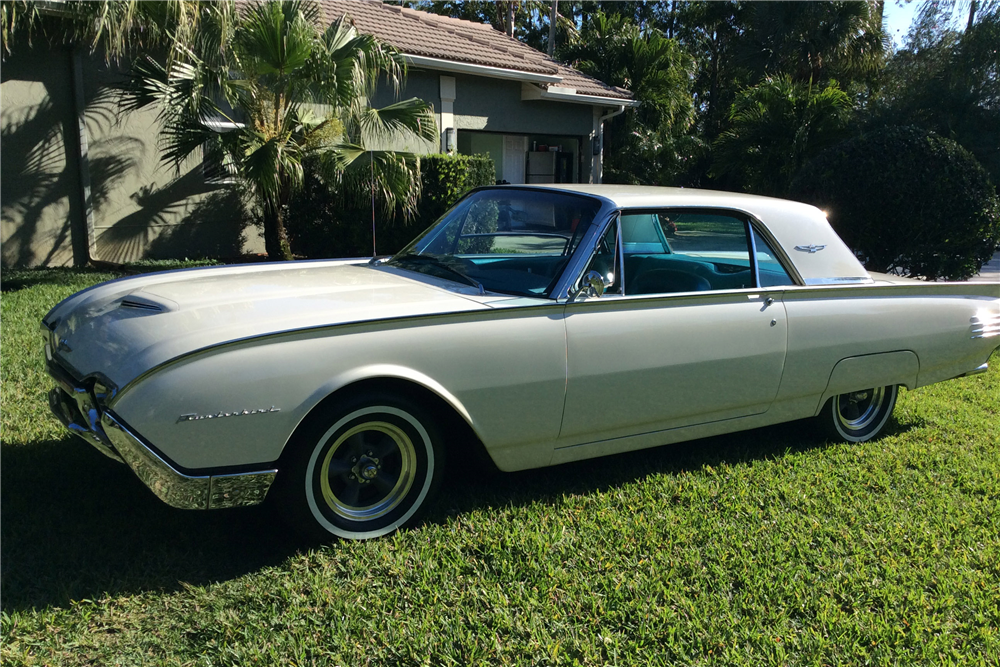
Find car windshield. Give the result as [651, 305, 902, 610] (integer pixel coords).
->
[388, 189, 603, 297]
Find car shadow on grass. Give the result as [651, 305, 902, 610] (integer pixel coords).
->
[0, 436, 301, 612]
[422, 415, 917, 526]
[1, 416, 915, 612]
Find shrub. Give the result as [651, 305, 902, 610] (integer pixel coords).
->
[413, 154, 496, 228]
[790, 126, 1000, 280]
[287, 153, 496, 259]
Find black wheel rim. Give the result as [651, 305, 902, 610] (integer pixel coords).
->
[318, 421, 416, 521]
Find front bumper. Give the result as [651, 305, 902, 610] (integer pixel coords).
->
[47, 374, 277, 510]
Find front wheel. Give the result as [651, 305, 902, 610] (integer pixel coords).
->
[817, 385, 898, 443]
[281, 392, 444, 541]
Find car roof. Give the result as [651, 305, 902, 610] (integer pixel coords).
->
[490, 184, 872, 286]
[508, 183, 805, 210]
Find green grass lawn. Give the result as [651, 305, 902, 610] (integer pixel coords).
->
[2, 268, 998, 666]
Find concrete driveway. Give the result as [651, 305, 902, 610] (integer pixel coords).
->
[968, 251, 1000, 286]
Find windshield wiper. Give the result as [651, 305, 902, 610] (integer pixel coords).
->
[389, 254, 486, 295]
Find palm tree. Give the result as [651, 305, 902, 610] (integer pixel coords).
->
[712, 76, 852, 196]
[737, 1, 888, 88]
[2, 0, 205, 58]
[122, 1, 436, 260]
[559, 10, 697, 185]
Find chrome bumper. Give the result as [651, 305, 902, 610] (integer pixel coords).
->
[47, 381, 277, 510]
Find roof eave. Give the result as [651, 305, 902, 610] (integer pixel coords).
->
[403, 54, 562, 84]
[521, 83, 638, 108]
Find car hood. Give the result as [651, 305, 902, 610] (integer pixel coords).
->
[43, 260, 493, 389]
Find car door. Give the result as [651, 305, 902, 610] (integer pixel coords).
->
[559, 208, 794, 446]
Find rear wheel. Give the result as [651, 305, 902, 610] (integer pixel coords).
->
[281, 392, 444, 541]
[817, 385, 898, 442]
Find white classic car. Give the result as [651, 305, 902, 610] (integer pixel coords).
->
[43, 185, 1000, 540]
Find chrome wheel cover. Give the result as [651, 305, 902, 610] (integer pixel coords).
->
[835, 387, 886, 432]
[318, 420, 417, 521]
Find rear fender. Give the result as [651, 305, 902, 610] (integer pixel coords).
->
[817, 351, 919, 413]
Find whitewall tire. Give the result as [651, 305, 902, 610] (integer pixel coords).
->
[818, 385, 898, 443]
[282, 393, 444, 541]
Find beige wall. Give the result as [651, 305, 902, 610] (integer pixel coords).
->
[1, 47, 84, 267]
[1, 46, 261, 268]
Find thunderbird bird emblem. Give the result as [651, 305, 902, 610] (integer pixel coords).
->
[794, 244, 827, 253]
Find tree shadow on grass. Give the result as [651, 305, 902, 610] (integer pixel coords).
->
[1, 416, 916, 612]
[0, 437, 300, 612]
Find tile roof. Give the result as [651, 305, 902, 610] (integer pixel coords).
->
[317, 0, 634, 101]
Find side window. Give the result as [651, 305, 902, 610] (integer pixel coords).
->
[623, 209, 753, 295]
[751, 228, 796, 287]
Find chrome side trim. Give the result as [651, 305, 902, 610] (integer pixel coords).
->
[970, 313, 1000, 339]
[804, 277, 875, 285]
[961, 363, 989, 377]
[101, 412, 277, 510]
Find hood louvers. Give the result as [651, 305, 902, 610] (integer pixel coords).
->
[119, 299, 164, 312]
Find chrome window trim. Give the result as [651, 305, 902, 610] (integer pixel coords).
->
[605, 206, 769, 297]
[615, 212, 625, 296]
[610, 205, 805, 287]
[400, 186, 618, 302]
[745, 216, 805, 286]
[552, 200, 623, 301]
[747, 218, 762, 288]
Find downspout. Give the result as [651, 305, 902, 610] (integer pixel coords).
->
[71, 48, 97, 265]
[600, 104, 627, 123]
[594, 104, 626, 184]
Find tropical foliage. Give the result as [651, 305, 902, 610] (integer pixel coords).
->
[1, 0, 199, 57]
[560, 9, 698, 185]
[286, 153, 495, 259]
[4, 0, 998, 270]
[790, 126, 1000, 281]
[868, 1, 1000, 188]
[712, 76, 852, 196]
[120, 1, 436, 260]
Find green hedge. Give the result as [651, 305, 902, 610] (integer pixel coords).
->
[287, 153, 496, 259]
[414, 154, 497, 229]
[790, 126, 1000, 281]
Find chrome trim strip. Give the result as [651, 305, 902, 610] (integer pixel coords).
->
[101, 412, 277, 510]
[970, 313, 1000, 339]
[109, 300, 569, 407]
[803, 277, 875, 285]
[961, 363, 989, 377]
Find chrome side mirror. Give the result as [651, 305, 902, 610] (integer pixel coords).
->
[573, 270, 613, 299]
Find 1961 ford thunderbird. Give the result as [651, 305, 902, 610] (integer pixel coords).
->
[43, 185, 1000, 540]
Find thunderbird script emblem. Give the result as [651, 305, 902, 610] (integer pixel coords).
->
[178, 406, 280, 423]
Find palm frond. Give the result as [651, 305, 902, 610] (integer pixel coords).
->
[353, 99, 438, 147]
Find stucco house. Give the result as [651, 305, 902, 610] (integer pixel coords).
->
[1, 0, 635, 267]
